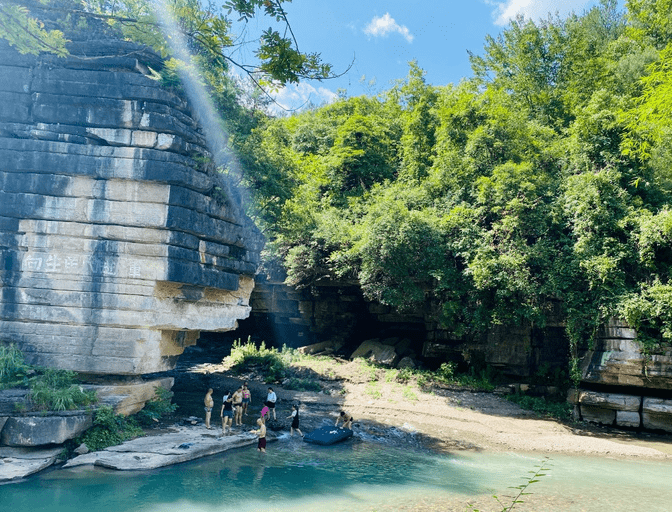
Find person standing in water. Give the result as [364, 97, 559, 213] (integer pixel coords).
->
[220, 390, 234, 435]
[265, 387, 277, 420]
[204, 388, 214, 429]
[335, 411, 353, 429]
[231, 386, 244, 426]
[242, 383, 251, 416]
[286, 404, 303, 437]
[253, 418, 267, 453]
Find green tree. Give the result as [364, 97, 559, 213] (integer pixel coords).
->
[0, 0, 337, 87]
[395, 61, 438, 182]
[627, 0, 672, 48]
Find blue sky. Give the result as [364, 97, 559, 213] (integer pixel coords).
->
[227, 0, 608, 112]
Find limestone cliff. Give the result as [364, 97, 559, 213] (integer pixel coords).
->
[0, 39, 263, 375]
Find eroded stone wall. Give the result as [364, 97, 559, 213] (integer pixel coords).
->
[0, 40, 263, 375]
[572, 318, 672, 432]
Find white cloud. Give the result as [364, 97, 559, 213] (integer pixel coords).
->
[488, 0, 593, 26]
[271, 82, 338, 113]
[364, 13, 414, 43]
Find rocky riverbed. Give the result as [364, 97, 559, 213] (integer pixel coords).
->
[2, 355, 671, 483]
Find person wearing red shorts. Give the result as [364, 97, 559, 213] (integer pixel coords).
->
[253, 418, 267, 452]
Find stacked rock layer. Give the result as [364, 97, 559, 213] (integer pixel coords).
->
[0, 40, 263, 375]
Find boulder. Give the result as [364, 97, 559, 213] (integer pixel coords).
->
[580, 405, 616, 426]
[396, 357, 417, 369]
[351, 340, 398, 366]
[578, 391, 641, 411]
[616, 411, 641, 428]
[73, 443, 90, 455]
[394, 338, 415, 358]
[297, 340, 344, 356]
[642, 398, 672, 433]
[0, 411, 93, 447]
[94, 377, 174, 416]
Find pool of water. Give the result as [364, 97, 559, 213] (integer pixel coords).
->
[2, 436, 672, 512]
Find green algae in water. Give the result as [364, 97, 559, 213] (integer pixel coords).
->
[2, 441, 672, 511]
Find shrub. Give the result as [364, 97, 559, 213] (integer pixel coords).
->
[78, 406, 143, 452]
[435, 362, 456, 383]
[1, 345, 98, 410]
[0, 343, 31, 389]
[28, 369, 97, 411]
[225, 337, 287, 382]
[136, 386, 178, 426]
[395, 367, 414, 383]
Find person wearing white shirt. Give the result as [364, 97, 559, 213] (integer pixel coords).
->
[264, 387, 277, 420]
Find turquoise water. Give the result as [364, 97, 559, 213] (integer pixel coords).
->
[2, 437, 672, 512]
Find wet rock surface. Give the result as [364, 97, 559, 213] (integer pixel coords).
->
[63, 425, 269, 471]
[0, 446, 63, 482]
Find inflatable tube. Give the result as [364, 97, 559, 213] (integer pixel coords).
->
[303, 426, 353, 445]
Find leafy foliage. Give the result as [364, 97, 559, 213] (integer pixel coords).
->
[0, 0, 338, 89]
[224, 337, 287, 382]
[77, 406, 143, 452]
[248, 1, 672, 374]
[0, 343, 31, 389]
[0, 2, 68, 56]
[1, 344, 97, 410]
[135, 386, 178, 425]
[28, 369, 97, 411]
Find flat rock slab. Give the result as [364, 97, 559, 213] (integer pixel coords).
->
[0, 446, 62, 482]
[64, 425, 270, 471]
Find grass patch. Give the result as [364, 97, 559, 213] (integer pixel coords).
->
[402, 385, 418, 401]
[506, 393, 572, 421]
[356, 358, 380, 382]
[0, 343, 32, 389]
[365, 382, 382, 399]
[1, 343, 97, 411]
[28, 370, 97, 412]
[283, 377, 322, 392]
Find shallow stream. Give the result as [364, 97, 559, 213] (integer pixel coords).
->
[2, 436, 671, 511]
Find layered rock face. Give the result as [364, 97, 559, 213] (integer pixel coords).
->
[572, 318, 672, 432]
[0, 40, 263, 375]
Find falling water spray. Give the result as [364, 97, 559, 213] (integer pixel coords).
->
[149, 0, 247, 217]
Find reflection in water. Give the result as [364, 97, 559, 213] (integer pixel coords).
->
[2, 439, 672, 512]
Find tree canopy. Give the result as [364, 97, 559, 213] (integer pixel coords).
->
[244, 0, 672, 361]
[0, 0, 338, 87]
